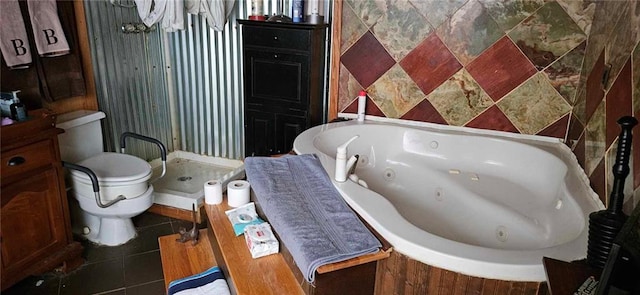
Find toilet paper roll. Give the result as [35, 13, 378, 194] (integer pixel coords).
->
[204, 180, 223, 205]
[227, 180, 251, 207]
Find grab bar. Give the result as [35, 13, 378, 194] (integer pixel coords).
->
[119, 132, 167, 183]
[61, 161, 127, 208]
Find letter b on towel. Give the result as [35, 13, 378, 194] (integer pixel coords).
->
[42, 29, 59, 45]
[11, 39, 28, 56]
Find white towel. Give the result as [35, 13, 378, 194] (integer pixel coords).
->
[186, 0, 235, 31]
[27, 0, 70, 57]
[161, 0, 184, 32]
[135, 0, 166, 27]
[135, 0, 184, 32]
[0, 0, 32, 68]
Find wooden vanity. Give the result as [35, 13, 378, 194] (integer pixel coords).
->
[0, 110, 83, 290]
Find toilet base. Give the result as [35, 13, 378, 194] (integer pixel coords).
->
[84, 217, 138, 246]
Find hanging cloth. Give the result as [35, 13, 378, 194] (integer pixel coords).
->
[135, 0, 167, 27]
[161, 0, 184, 32]
[185, 0, 236, 32]
[0, 0, 32, 68]
[27, 0, 70, 57]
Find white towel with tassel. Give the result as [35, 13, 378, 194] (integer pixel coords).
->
[0, 0, 32, 68]
[27, 0, 70, 57]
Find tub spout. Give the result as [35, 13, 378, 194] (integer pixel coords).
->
[335, 135, 359, 182]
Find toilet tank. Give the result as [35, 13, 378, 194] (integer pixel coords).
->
[56, 110, 107, 163]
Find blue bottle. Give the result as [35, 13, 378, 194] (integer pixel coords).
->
[292, 0, 304, 23]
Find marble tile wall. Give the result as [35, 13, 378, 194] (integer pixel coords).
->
[337, 0, 639, 211]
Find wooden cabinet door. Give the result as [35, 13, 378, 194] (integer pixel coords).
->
[245, 109, 276, 156]
[245, 49, 310, 109]
[275, 113, 307, 154]
[1, 168, 67, 276]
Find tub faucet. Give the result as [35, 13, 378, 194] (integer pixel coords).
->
[335, 135, 359, 182]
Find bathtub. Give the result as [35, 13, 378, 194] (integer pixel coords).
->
[292, 116, 603, 282]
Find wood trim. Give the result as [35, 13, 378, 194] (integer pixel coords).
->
[148, 203, 205, 224]
[317, 248, 391, 274]
[374, 251, 548, 295]
[43, 0, 98, 115]
[327, 0, 342, 121]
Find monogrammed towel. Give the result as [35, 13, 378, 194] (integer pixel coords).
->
[0, 0, 32, 68]
[27, 0, 70, 57]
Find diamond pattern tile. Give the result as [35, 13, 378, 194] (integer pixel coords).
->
[585, 102, 605, 175]
[401, 99, 447, 124]
[410, 0, 467, 30]
[371, 0, 433, 61]
[585, 49, 605, 122]
[568, 113, 586, 147]
[543, 41, 586, 105]
[537, 114, 569, 139]
[426, 69, 494, 126]
[480, 0, 544, 32]
[556, 0, 596, 35]
[497, 73, 572, 134]
[465, 105, 519, 133]
[340, 2, 369, 54]
[400, 33, 462, 97]
[508, 1, 586, 70]
[436, 0, 504, 65]
[341, 31, 396, 88]
[343, 96, 385, 117]
[605, 59, 633, 147]
[338, 63, 364, 112]
[467, 37, 537, 101]
[344, 0, 385, 28]
[368, 64, 425, 118]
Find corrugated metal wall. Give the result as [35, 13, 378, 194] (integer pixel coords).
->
[84, 0, 331, 161]
[167, 4, 246, 159]
[83, 0, 173, 161]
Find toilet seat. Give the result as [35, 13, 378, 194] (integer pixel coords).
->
[69, 152, 153, 200]
[70, 152, 152, 184]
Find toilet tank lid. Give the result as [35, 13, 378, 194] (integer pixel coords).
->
[56, 110, 106, 130]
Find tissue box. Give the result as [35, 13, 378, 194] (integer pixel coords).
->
[244, 222, 279, 259]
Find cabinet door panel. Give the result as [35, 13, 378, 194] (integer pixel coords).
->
[245, 110, 275, 156]
[1, 168, 66, 272]
[275, 114, 307, 154]
[246, 50, 310, 108]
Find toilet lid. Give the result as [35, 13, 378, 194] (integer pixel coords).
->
[70, 152, 152, 183]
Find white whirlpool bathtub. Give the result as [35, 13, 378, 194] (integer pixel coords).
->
[293, 116, 604, 282]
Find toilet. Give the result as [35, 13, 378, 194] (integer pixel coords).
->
[57, 110, 161, 246]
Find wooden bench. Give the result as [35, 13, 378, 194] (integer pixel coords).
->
[159, 193, 390, 295]
[205, 194, 391, 295]
[158, 229, 217, 291]
[204, 199, 304, 295]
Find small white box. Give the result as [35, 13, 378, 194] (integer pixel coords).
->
[244, 222, 279, 259]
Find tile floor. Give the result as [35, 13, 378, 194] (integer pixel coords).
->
[4, 211, 204, 295]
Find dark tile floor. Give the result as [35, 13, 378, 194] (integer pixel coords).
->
[4, 211, 203, 295]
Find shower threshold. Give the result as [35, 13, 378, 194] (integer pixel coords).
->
[149, 151, 245, 212]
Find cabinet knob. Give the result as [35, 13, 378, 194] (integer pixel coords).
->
[274, 54, 278, 58]
[7, 156, 25, 166]
[273, 36, 278, 41]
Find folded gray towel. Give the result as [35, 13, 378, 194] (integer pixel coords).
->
[245, 154, 381, 283]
